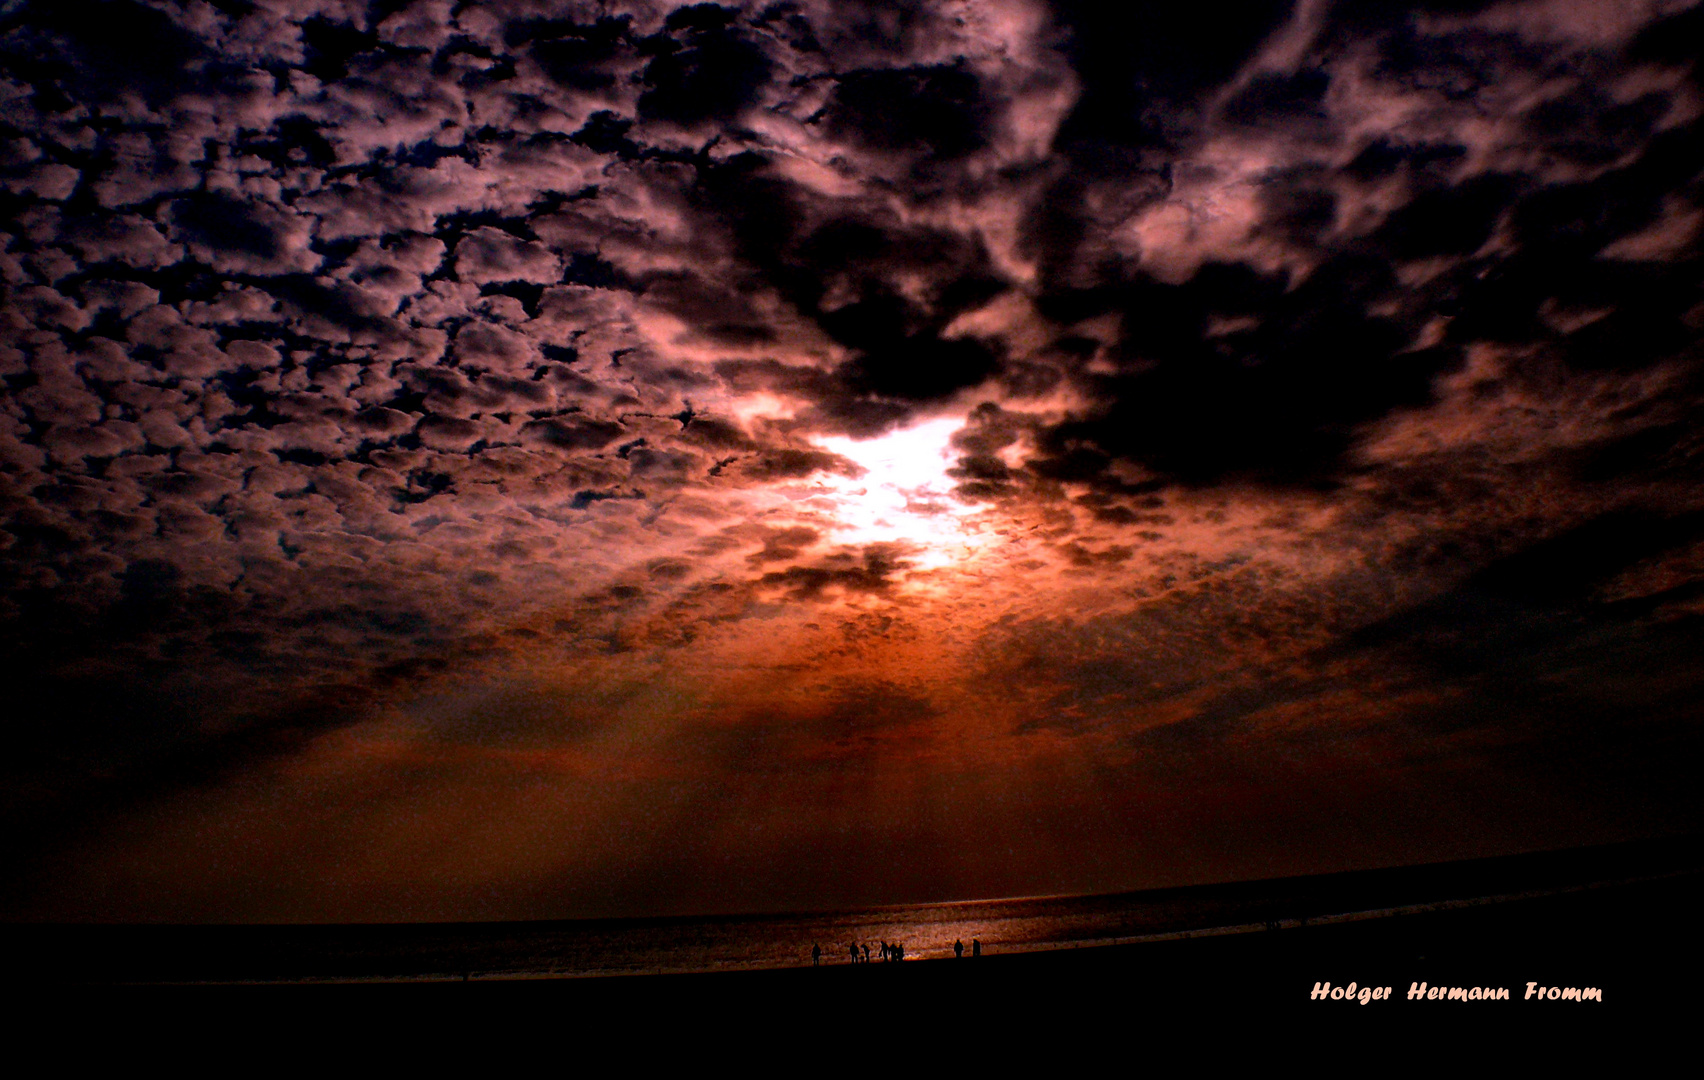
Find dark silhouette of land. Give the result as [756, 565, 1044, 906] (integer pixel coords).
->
[6, 832, 1701, 1025]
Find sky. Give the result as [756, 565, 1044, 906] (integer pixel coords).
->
[1, 0, 1702, 923]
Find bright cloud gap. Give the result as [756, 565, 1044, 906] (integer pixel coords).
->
[813, 417, 992, 570]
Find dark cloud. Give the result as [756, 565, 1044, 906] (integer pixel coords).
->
[1050, 0, 1294, 148]
[1221, 68, 1332, 129]
[824, 63, 992, 158]
[756, 546, 902, 600]
[717, 677, 940, 772]
[1, 0, 212, 107]
[1007, 0, 1704, 488]
[638, 4, 774, 125]
[515, 15, 632, 93]
[1028, 255, 1445, 486]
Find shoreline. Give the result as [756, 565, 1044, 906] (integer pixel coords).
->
[11, 855, 1699, 1006]
[85, 865, 1701, 987]
[8, 833, 1702, 998]
[16, 863, 1699, 1035]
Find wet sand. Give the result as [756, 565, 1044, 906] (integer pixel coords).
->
[11, 835, 1702, 1034]
[476, 866, 1704, 1019]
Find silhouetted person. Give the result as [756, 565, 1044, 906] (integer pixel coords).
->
[954, 939, 964, 958]
[895, 942, 904, 962]
[849, 943, 858, 964]
[972, 938, 981, 958]
[880, 940, 889, 962]
[862, 943, 871, 963]
[812, 943, 821, 966]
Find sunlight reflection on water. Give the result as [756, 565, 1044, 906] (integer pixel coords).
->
[427, 892, 1268, 979]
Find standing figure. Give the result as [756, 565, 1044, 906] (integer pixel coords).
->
[954, 939, 964, 958]
[812, 942, 821, 966]
[849, 942, 859, 964]
[972, 938, 981, 958]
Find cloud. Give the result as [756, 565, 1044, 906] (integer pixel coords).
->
[0, 0, 1701, 919]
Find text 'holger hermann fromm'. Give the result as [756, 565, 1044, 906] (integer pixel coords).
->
[1310, 982, 1602, 1003]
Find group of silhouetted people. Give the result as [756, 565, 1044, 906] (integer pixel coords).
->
[811, 937, 981, 965]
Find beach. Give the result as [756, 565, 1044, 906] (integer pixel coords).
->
[10, 834, 1700, 1026]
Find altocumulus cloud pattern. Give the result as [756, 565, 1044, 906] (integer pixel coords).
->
[2, 0, 1703, 921]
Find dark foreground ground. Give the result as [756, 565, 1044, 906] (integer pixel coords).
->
[9, 835, 1703, 1043]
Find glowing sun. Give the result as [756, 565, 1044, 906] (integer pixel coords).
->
[812, 417, 992, 569]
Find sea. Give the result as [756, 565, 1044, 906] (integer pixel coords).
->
[326, 889, 1281, 981]
[17, 835, 1698, 983]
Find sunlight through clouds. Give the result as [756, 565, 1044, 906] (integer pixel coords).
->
[814, 417, 994, 570]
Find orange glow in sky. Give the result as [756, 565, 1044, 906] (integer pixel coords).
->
[4, 0, 1702, 928]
